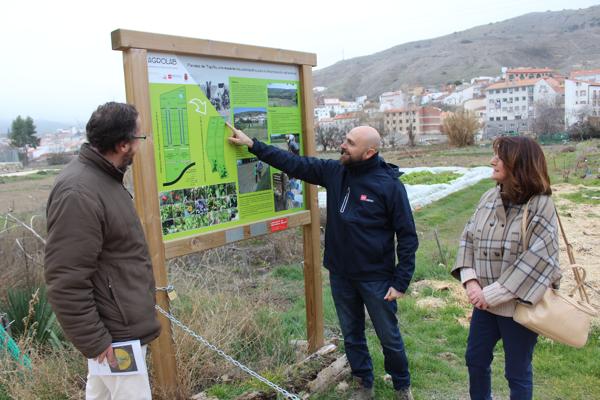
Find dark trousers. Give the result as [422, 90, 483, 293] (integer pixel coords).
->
[466, 308, 538, 400]
[330, 274, 410, 390]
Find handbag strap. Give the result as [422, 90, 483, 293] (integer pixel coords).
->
[520, 197, 591, 304]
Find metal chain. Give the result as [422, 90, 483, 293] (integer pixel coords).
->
[155, 305, 301, 400]
[155, 285, 175, 292]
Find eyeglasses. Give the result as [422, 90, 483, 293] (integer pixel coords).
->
[132, 135, 147, 140]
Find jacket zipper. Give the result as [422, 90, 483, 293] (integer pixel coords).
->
[108, 276, 130, 325]
[340, 187, 350, 213]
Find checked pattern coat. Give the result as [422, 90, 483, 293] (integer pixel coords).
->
[452, 186, 562, 317]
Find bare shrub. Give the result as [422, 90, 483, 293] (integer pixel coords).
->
[0, 214, 46, 297]
[442, 110, 479, 147]
[162, 250, 303, 397]
[533, 98, 564, 136]
[46, 152, 71, 166]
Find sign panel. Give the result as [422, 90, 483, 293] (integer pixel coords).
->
[147, 53, 305, 240]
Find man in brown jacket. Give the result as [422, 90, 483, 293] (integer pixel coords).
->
[45, 102, 160, 399]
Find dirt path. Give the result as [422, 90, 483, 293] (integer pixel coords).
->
[0, 175, 56, 214]
[552, 183, 600, 320]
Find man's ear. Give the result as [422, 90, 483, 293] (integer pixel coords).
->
[115, 140, 131, 154]
[363, 148, 377, 160]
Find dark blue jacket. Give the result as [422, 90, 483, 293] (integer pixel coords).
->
[250, 140, 418, 292]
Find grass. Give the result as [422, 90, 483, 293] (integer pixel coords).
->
[0, 169, 60, 184]
[400, 171, 462, 185]
[412, 179, 494, 281]
[545, 140, 600, 186]
[561, 188, 600, 205]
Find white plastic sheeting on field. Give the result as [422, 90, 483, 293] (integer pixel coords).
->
[317, 166, 492, 210]
[401, 166, 492, 209]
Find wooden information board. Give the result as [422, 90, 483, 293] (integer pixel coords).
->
[112, 29, 323, 394]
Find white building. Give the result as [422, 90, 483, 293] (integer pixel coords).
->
[485, 78, 562, 137]
[314, 98, 362, 121]
[464, 98, 487, 131]
[569, 69, 600, 83]
[564, 79, 600, 127]
[420, 92, 448, 105]
[355, 95, 368, 105]
[379, 91, 406, 111]
[314, 107, 332, 120]
[317, 113, 360, 131]
[504, 67, 556, 81]
[443, 85, 475, 106]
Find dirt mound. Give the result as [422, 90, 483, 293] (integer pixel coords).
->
[552, 184, 600, 323]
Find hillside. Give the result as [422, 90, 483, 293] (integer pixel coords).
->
[314, 6, 600, 99]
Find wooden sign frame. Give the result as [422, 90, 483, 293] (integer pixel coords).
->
[112, 29, 323, 394]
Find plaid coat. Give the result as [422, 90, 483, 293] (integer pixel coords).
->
[452, 187, 561, 307]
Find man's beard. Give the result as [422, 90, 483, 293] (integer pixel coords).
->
[339, 149, 359, 166]
[119, 148, 135, 170]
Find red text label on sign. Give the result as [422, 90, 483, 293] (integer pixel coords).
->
[270, 218, 289, 232]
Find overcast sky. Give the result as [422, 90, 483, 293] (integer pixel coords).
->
[1, 0, 599, 125]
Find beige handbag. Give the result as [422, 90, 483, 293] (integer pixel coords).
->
[513, 199, 597, 348]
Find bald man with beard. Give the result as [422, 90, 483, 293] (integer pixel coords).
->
[229, 125, 418, 400]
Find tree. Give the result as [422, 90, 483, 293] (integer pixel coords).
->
[442, 110, 479, 147]
[10, 116, 39, 148]
[9, 116, 39, 165]
[407, 122, 417, 147]
[533, 98, 564, 137]
[315, 125, 344, 152]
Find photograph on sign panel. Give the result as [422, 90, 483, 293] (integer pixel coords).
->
[272, 171, 303, 212]
[201, 81, 230, 117]
[233, 107, 268, 141]
[159, 182, 239, 235]
[271, 133, 300, 155]
[267, 82, 298, 107]
[236, 158, 272, 194]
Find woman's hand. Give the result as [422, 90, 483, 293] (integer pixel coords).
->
[465, 279, 489, 310]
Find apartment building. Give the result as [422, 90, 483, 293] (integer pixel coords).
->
[564, 79, 600, 127]
[316, 113, 360, 131]
[379, 91, 406, 112]
[505, 67, 555, 81]
[384, 106, 443, 142]
[314, 98, 361, 121]
[484, 78, 562, 137]
[569, 69, 600, 83]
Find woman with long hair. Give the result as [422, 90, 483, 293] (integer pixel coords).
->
[452, 136, 562, 400]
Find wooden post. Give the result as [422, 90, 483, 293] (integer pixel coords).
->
[122, 48, 179, 396]
[300, 64, 324, 352]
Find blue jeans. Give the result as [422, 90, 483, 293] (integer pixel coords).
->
[466, 308, 538, 400]
[329, 274, 410, 390]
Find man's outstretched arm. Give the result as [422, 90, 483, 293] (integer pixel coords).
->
[227, 122, 337, 187]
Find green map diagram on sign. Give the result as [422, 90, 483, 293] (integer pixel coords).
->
[206, 116, 228, 178]
[160, 87, 192, 184]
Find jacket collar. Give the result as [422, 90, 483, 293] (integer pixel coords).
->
[79, 143, 125, 183]
[344, 152, 381, 174]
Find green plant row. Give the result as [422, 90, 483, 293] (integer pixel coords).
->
[401, 171, 462, 185]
